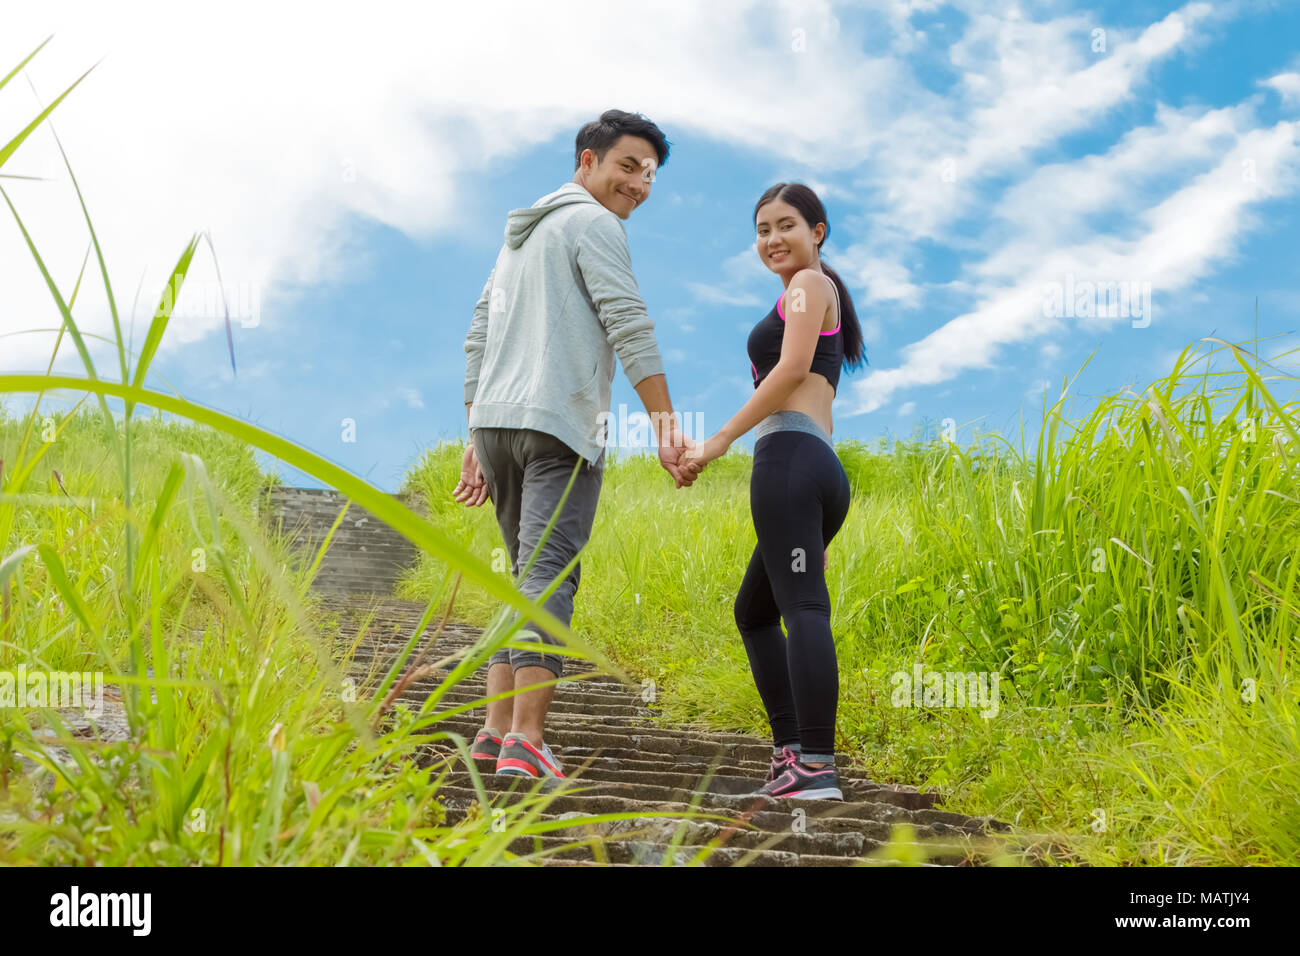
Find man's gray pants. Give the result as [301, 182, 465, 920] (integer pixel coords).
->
[470, 428, 604, 678]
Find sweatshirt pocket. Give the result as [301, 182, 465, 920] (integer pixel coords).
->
[570, 361, 600, 402]
[569, 359, 607, 448]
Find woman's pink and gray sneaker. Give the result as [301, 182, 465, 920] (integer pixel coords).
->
[754, 756, 843, 800]
[768, 746, 800, 783]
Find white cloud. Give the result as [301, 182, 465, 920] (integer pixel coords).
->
[862, 4, 1215, 243]
[687, 284, 764, 308]
[682, 371, 753, 412]
[975, 103, 1245, 277]
[833, 247, 921, 306]
[1262, 72, 1300, 106]
[686, 244, 771, 307]
[897, 400, 915, 416]
[844, 77, 1300, 416]
[1261, 333, 1300, 370]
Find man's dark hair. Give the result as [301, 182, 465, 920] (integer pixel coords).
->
[574, 109, 671, 172]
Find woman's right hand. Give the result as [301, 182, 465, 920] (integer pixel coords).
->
[685, 432, 731, 470]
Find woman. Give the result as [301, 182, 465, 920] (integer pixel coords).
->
[686, 182, 865, 800]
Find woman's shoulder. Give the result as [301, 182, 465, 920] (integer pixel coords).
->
[787, 269, 838, 303]
[785, 270, 838, 328]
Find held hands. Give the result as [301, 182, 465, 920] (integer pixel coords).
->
[683, 432, 731, 476]
[452, 441, 490, 507]
[657, 415, 705, 489]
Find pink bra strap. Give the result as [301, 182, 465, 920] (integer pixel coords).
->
[776, 273, 840, 334]
[820, 273, 841, 335]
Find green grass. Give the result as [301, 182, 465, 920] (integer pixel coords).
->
[402, 338, 1300, 865]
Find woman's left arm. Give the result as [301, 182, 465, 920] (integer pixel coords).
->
[690, 270, 832, 465]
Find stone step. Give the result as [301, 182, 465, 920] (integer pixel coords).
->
[441, 744, 875, 784]
[493, 833, 954, 867]
[304, 568, 413, 585]
[281, 541, 419, 557]
[371, 693, 909, 775]
[440, 801, 988, 863]
[457, 809, 891, 858]
[264, 516, 420, 534]
[311, 568, 413, 583]
[265, 511, 423, 521]
[408, 693, 650, 720]
[261, 487, 418, 503]
[431, 784, 931, 838]
[274, 530, 419, 550]
[275, 534, 417, 552]
[419, 768, 956, 824]
[425, 746, 899, 795]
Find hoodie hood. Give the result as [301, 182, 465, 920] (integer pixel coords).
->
[504, 182, 607, 249]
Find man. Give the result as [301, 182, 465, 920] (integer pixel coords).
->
[453, 108, 702, 778]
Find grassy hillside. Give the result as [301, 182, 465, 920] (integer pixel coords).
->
[400, 341, 1300, 865]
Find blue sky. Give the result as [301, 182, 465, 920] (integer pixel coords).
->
[3, 1, 1299, 492]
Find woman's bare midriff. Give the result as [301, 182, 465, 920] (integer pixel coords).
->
[776, 372, 834, 438]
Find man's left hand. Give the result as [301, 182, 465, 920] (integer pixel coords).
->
[453, 441, 490, 506]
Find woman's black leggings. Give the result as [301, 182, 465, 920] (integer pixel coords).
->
[734, 428, 851, 761]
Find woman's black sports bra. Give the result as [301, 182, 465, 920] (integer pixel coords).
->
[747, 272, 843, 393]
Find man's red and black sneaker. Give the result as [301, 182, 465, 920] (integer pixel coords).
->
[470, 727, 503, 763]
[495, 732, 565, 778]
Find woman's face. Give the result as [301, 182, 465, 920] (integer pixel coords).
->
[755, 197, 825, 276]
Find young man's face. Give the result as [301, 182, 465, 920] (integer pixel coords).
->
[574, 134, 658, 219]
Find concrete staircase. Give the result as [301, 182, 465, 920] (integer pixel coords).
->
[260, 485, 419, 594]
[262, 484, 1024, 866]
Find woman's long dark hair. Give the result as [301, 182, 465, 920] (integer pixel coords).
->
[753, 183, 866, 370]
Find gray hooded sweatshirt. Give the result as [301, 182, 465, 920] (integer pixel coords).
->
[464, 182, 665, 467]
